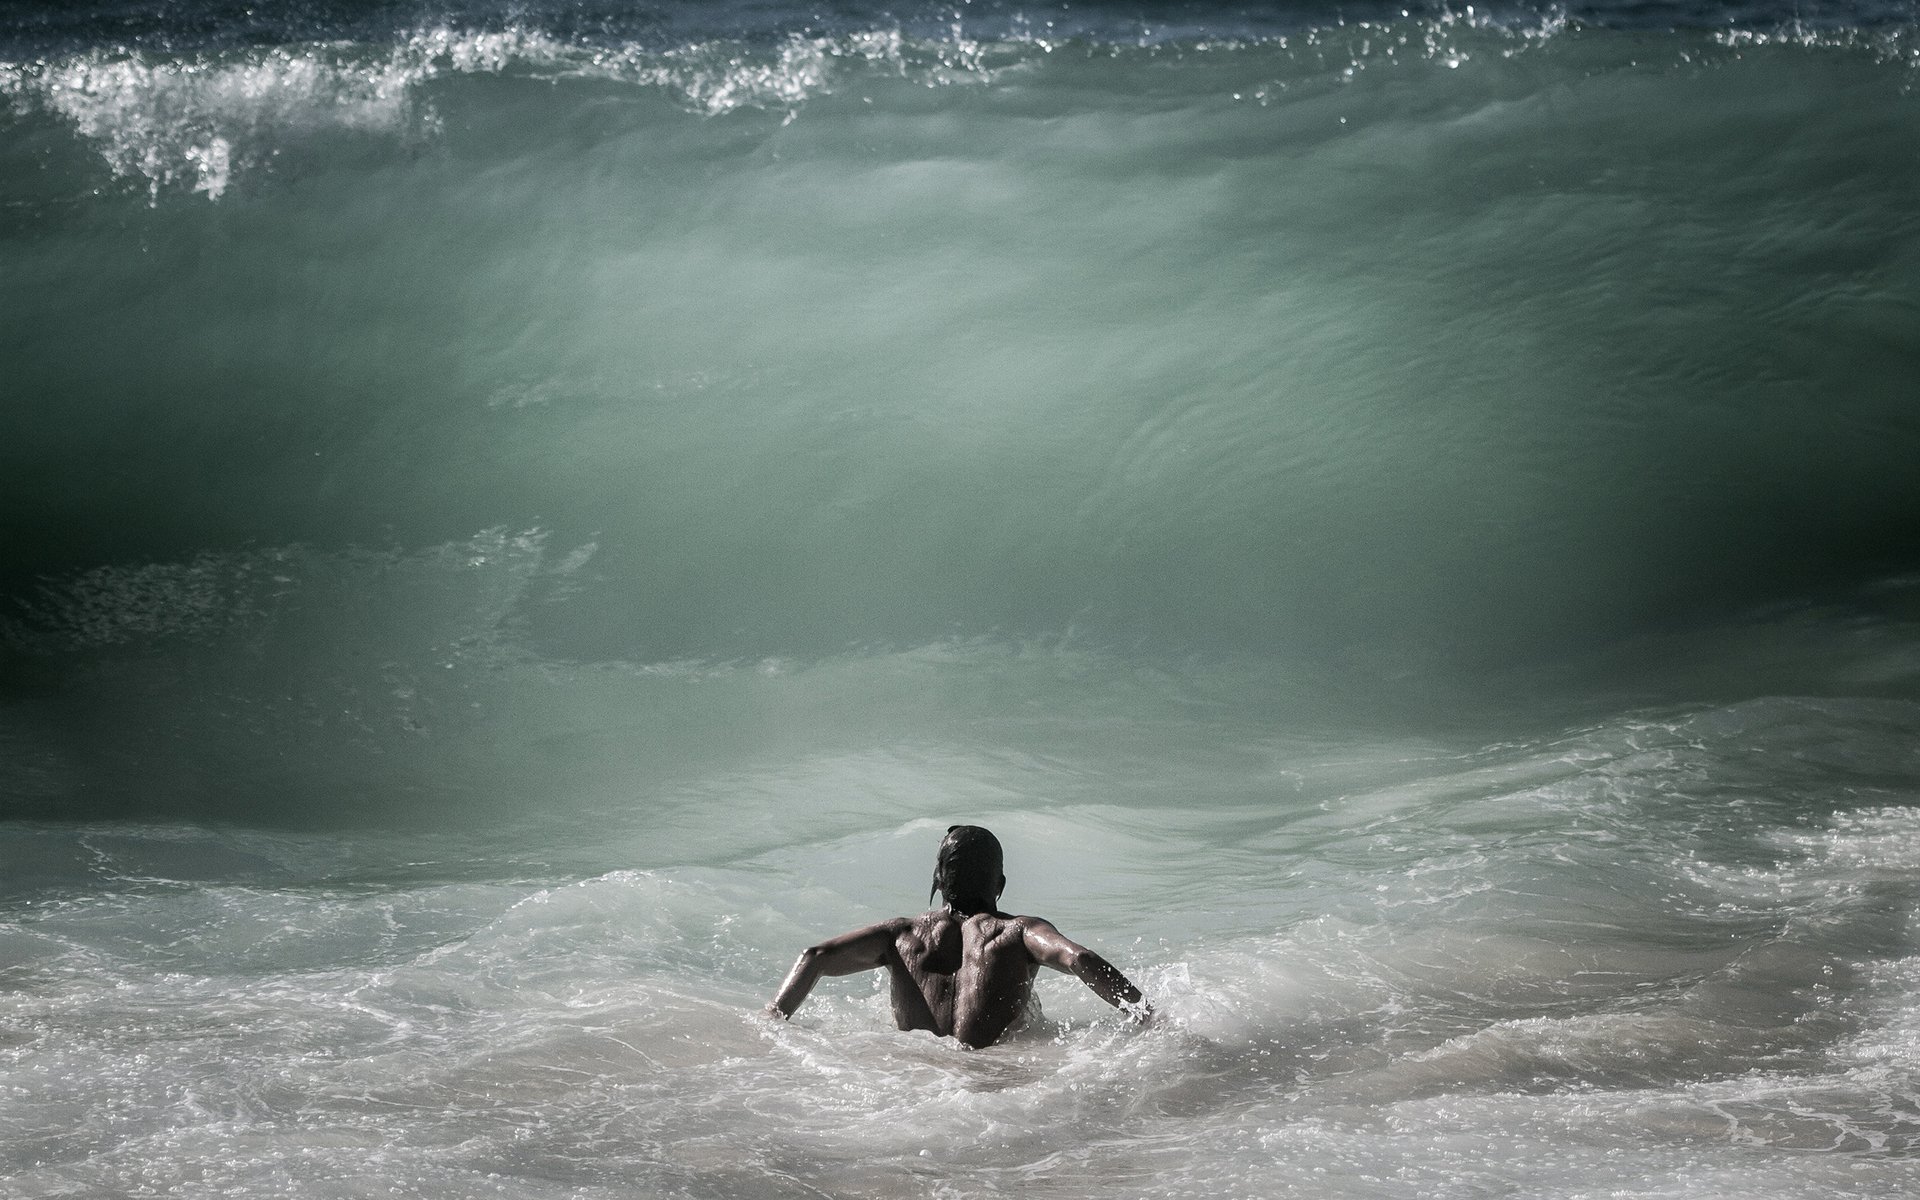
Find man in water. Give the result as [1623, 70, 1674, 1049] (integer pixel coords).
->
[764, 825, 1151, 1048]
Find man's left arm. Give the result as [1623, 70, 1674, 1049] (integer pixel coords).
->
[1020, 918, 1152, 1021]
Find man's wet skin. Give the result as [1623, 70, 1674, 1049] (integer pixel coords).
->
[766, 826, 1149, 1049]
[886, 909, 1042, 1048]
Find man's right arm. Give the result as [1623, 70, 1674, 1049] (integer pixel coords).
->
[765, 919, 907, 1020]
[1020, 918, 1152, 1021]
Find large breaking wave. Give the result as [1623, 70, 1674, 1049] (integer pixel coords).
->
[3, 1, 1919, 823]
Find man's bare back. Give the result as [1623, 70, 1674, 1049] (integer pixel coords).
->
[765, 826, 1149, 1049]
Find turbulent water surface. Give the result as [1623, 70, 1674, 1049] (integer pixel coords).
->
[4, 1, 1920, 1196]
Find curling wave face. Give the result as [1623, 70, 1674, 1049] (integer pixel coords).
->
[4, 5, 1918, 667]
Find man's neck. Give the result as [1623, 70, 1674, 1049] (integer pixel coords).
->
[940, 900, 1002, 919]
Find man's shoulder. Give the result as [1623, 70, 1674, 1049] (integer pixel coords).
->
[1004, 913, 1058, 930]
[985, 913, 1063, 942]
[948, 910, 1047, 932]
[907, 909, 960, 936]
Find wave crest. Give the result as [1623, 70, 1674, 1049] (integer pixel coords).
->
[0, 24, 1014, 198]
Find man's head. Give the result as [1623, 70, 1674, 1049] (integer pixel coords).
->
[930, 824, 1005, 914]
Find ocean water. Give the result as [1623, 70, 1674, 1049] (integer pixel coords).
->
[4, 0, 1920, 1195]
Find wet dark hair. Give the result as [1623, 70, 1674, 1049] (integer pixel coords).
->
[929, 824, 1004, 914]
